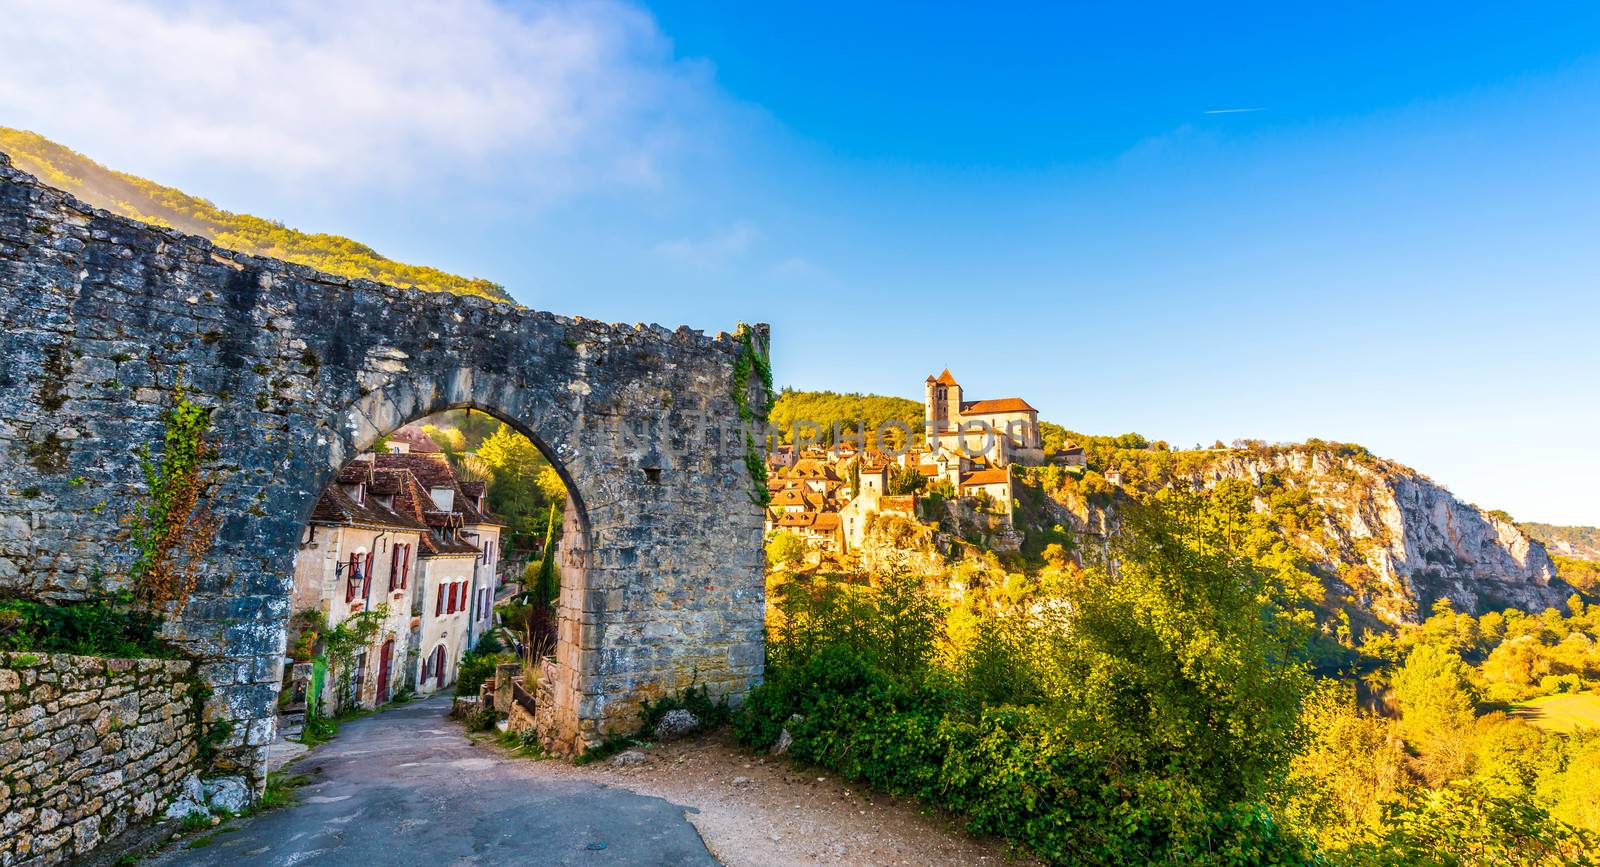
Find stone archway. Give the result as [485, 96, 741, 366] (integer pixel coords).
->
[0, 153, 769, 787]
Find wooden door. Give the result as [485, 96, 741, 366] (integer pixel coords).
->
[376, 638, 394, 703]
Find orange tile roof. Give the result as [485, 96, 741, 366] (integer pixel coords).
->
[934, 368, 959, 386]
[961, 468, 1010, 487]
[961, 397, 1037, 414]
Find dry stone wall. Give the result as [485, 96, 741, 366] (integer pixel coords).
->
[0, 652, 199, 866]
[0, 151, 768, 786]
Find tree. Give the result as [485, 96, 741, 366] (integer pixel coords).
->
[1342, 779, 1598, 866]
[1285, 683, 1410, 848]
[1053, 494, 1316, 814]
[1393, 643, 1479, 784]
[766, 532, 807, 569]
[474, 423, 565, 554]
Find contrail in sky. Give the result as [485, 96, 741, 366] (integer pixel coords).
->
[1204, 108, 1264, 114]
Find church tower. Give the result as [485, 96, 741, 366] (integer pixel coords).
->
[926, 369, 962, 432]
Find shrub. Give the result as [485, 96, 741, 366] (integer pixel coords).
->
[464, 706, 502, 732]
[740, 496, 1324, 865]
[0, 590, 170, 658]
[455, 650, 516, 697]
[640, 684, 731, 735]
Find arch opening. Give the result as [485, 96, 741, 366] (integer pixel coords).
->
[279, 403, 587, 756]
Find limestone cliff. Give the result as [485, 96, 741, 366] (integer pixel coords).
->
[1194, 451, 1569, 623]
[1019, 448, 1579, 629]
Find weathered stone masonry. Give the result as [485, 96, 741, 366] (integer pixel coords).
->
[0, 652, 200, 865]
[0, 152, 768, 787]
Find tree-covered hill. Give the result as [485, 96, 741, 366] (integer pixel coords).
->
[0, 127, 511, 303]
[769, 388, 923, 445]
[1523, 523, 1600, 562]
[1523, 523, 1600, 594]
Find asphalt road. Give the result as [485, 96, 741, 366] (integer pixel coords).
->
[147, 694, 718, 867]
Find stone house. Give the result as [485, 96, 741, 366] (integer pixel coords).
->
[291, 456, 424, 713]
[289, 438, 504, 707]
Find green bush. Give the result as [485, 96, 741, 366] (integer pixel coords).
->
[0, 590, 171, 658]
[464, 706, 502, 732]
[455, 650, 516, 697]
[740, 497, 1325, 865]
[640, 684, 731, 735]
[739, 644, 1315, 865]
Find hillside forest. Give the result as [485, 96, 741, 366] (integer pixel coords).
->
[0, 128, 511, 302]
[746, 390, 1600, 865]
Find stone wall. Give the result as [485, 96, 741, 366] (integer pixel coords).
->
[0, 150, 768, 785]
[0, 651, 199, 865]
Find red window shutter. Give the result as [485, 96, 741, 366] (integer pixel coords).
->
[401, 545, 410, 588]
[435, 584, 444, 616]
[450, 582, 459, 613]
[346, 554, 358, 602]
[389, 547, 399, 592]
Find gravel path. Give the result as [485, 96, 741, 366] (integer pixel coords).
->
[496, 729, 1034, 867]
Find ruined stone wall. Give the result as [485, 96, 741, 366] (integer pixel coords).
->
[0, 651, 199, 865]
[0, 151, 768, 785]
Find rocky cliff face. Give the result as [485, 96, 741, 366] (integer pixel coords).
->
[1022, 448, 1577, 629]
[1192, 451, 1570, 624]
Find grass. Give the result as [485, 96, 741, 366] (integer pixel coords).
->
[493, 727, 548, 759]
[1509, 692, 1600, 733]
[295, 706, 374, 747]
[177, 813, 213, 833]
[574, 733, 644, 766]
[252, 771, 311, 813]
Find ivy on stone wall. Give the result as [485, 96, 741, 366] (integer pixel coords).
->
[732, 324, 773, 506]
[294, 607, 388, 716]
[126, 384, 221, 613]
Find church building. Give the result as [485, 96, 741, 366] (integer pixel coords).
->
[924, 369, 1044, 467]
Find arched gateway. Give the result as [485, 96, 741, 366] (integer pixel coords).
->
[0, 154, 768, 787]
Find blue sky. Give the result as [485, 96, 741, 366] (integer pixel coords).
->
[2, 1, 1598, 524]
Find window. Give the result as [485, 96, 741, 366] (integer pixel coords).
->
[389, 547, 400, 592]
[401, 544, 411, 588]
[435, 583, 445, 617]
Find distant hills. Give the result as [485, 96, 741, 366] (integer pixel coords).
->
[0, 127, 511, 303]
[1524, 523, 1600, 562]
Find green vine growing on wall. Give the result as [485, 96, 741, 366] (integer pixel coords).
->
[127, 383, 221, 613]
[732, 324, 773, 505]
[295, 607, 388, 715]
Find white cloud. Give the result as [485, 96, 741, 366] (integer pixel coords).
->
[0, 0, 713, 197]
[652, 222, 759, 269]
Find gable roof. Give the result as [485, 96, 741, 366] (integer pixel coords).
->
[373, 452, 504, 527]
[961, 397, 1037, 414]
[961, 467, 1010, 487]
[934, 368, 959, 386]
[308, 481, 426, 532]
